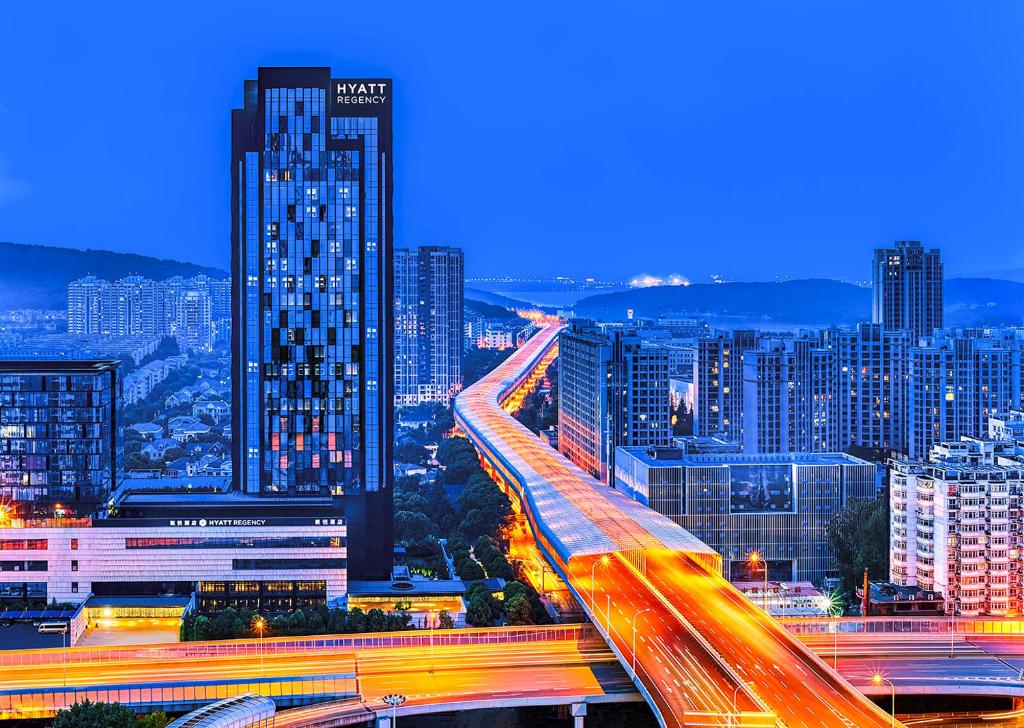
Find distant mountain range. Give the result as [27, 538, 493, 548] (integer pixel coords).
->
[0, 242, 229, 310]
[1, 242, 1021, 329]
[571, 278, 1024, 329]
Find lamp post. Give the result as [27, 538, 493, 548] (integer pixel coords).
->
[382, 694, 407, 728]
[948, 597, 956, 659]
[591, 555, 610, 613]
[631, 608, 651, 676]
[252, 616, 267, 676]
[730, 680, 755, 728]
[748, 550, 768, 613]
[871, 673, 895, 728]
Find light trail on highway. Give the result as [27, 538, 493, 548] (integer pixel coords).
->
[454, 323, 902, 728]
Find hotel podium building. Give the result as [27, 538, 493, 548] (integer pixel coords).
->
[0, 360, 347, 614]
[231, 68, 394, 580]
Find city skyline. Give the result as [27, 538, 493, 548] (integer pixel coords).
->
[1, 3, 1023, 282]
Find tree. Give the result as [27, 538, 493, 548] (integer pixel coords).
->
[270, 614, 288, 636]
[394, 510, 435, 544]
[505, 594, 533, 626]
[307, 611, 326, 635]
[466, 593, 494, 627]
[395, 441, 430, 465]
[50, 701, 137, 728]
[827, 496, 889, 598]
[191, 615, 211, 641]
[286, 609, 307, 636]
[346, 608, 367, 633]
[437, 610, 455, 629]
[366, 608, 387, 632]
[138, 713, 171, 728]
[457, 558, 486, 581]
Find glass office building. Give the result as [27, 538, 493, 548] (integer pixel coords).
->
[0, 360, 118, 516]
[231, 68, 393, 579]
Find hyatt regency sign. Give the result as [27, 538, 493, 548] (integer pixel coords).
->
[334, 80, 388, 105]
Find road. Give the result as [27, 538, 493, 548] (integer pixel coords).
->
[456, 323, 902, 727]
[0, 634, 635, 720]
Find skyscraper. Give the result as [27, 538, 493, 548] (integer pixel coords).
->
[231, 68, 394, 579]
[872, 240, 943, 338]
[394, 245, 465, 406]
[558, 321, 670, 483]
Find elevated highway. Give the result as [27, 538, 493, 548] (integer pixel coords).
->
[453, 324, 900, 728]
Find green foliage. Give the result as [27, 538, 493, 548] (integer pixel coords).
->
[137, 713, 170, 728]
[512, 360, 558, 434]
[395, 441, 430, 465]
[827, 496, 890, 598]
[466, 593, 494, 627]
[464, 346, 515, 388]
[438, 610, 455, 629]
[505, 594, 533, 625]
[50, 700, 137, 728]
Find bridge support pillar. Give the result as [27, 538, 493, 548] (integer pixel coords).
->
[376, 717, 393, 728]
[571, 702, 587, 728]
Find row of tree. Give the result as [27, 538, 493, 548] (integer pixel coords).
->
[180, 605, 416, 642]
[50, 701, 167, 728]
[513, 359, 558, 434]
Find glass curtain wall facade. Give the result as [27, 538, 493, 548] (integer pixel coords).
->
[0, 361, 118, 516]
[232, 68, 393, 579]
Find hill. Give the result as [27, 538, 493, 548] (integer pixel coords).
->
[0, 242, 228, 310]
[465, 298, 519, 320]
[571, 278, 1024, 329]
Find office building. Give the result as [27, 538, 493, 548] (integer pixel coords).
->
[0, 361, 119, 515]
[558, 321, 670, 483]
[615, 447, 876, 585]
[231, 68, 394, 579]
[394, 245, 464, 406]
[872, 240, 943, 338]
[890, 439, 1024, 616]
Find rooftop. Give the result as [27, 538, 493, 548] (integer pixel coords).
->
[619, 446, 870, 468]
[348, 577, 506, 597]
[0, 359, 119, 374]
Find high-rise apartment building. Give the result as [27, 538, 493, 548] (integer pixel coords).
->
[231, 68, 393, 579]
[694, 331, 756, 444]
[393, 245, 464, 406]
[615, 447, 876, 585]
[833, 323, 910, 453]
[558, 321, 670, 483]
[66, 276, 107, 335]
[872, 240, 943, 339]
[65, 275, 226, 352]
[0, 361, 119, 515]
[891, 439, 1024, 617]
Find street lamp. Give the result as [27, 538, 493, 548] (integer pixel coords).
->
[591, 555, 610, 613]
[748, 550, 768, 613]
[252, 615, 267, 675]
[631, 607, 651, 676]
[730, 680, 755, 728]
[826, 591, 843, 669]
[947, 598, 956, 659]
[871, 673, 895, 728]
[382, 693, 407, 728]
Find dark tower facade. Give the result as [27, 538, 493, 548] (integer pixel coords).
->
[872, 240, 943, 339]
[231, 68, 394, 579]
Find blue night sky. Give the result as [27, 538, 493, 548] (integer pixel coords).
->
[1, 2, 1022, 282]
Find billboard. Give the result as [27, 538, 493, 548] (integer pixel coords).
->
[728, 464, 794, 514]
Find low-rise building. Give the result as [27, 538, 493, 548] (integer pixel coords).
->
[615, 447, 877, 585]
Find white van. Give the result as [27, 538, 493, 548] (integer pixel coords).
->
[37, 621, 68, 634]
